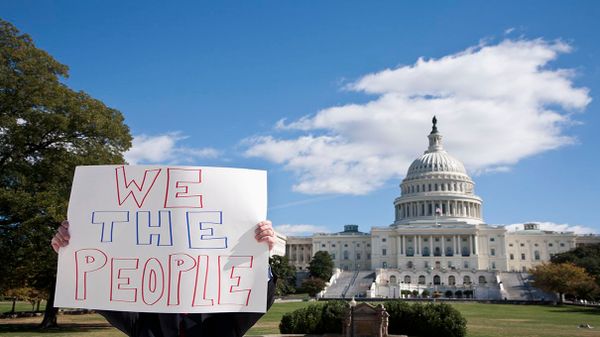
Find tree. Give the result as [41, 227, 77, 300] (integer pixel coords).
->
[551, 243, 600, 286]
[269, 255, 297, 296]
[308, 251, 335, 281]
[530, 263, 599, 302]
[0, 20, 131, 327]
[301, 277, 327, 297]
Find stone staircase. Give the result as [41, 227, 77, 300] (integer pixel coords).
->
[323, 271, 375, 298]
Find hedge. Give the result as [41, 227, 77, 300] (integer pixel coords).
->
[280, 300, 467, 337]
[279, 300, 348, 334]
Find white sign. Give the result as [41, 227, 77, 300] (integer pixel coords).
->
[54, 165, 268, 313]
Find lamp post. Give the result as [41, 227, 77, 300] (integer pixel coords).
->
[350, 297, 357, 337]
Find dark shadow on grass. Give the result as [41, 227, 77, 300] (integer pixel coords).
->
[0, 322, 113, 334]
[548, 305, 600, 315]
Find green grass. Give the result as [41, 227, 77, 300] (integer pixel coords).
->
[0, 301, 46, 313]
[1, 302, 599, 337]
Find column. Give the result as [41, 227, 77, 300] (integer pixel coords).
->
[429, 235, 433, 254]
[473, 234, 478, 255]
[454, 235, 458, 256]
[416, 235, 421, 256]
[441, 235, 445, 256]
[468, 235, 473, 256]
[402, 235, 406, 256]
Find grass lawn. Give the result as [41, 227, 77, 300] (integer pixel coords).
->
[1, 301, 599, 337]
[0, 301, 46, 313]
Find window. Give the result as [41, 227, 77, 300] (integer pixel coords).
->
[534, 243, 538, 247]
[510, 253, 514, 260]
[490, 248, 496, 256]
[382, 249, 387, 256]
[382, 262, 387, 268]
[367, 244, 371, 247]
[520, 243, 525, 247]
[331, 253, 336, 259]
[509, 243, 514, 247]
[321, 244, 325, 248]
[521, 253, 526, 260]
[433, 275, 441, 285]
[382, 238, 387, 242]
[560, 243, 565, 247]
[332, 244, 336, 247]
[389, 275, 397, 284]
[479, 276, 487, 284]
[344, 251, 349, 260]
[404, 275, 411, 284]
[367, 253, 371, 260]
[356, 243, 360, 247]
[418, 275, 426, 285]
[464, 261, 469, 269]
[356, 253, 361, 260]
[490, 237, 495, 242]
[448, 275, 456, 285]
[549, 243, 553, 247]
[407, 261, 413, 269]
[344, 244, 348, 247]
[492, 262, 496, 269]
[463, 276, 471, 285]
[534, 251, 540, 260]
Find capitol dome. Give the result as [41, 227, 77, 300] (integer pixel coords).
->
[393, 117, 483, 225]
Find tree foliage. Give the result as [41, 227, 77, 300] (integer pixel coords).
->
[551, 243, 600, 286]
[269, 255, 296, 296]
[530, 262, 599, 300]
[308, 251, 334, 281]
[301, 277, 327, 297]
[0, 19, 131, 327]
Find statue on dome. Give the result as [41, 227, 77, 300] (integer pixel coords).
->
[431, 115, 438, 134]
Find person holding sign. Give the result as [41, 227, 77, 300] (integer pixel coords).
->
[52, 219, 278, 337]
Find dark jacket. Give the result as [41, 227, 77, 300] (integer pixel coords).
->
[98, 276, 277, 337]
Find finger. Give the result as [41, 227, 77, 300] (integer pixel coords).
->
[61, 220, 69, 228]
[51, 238, 60, 253]
[255, 221, 273, 233]
[255, 229, 275, 240]
[58, 226, 70, 240]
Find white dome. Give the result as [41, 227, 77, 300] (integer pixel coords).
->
[406, 151, 467, 178]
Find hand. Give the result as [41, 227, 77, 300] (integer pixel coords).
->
[255, 220, 276, 251]
[51, 220, 70, 253]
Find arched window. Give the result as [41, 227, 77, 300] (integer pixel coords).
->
[390, 275, 397, 284]
[534, 250, 540, 260]
[422, 246, 430, 256]
[407, 247, 414, 257]
[446, 246, 453, 256]
[478, 276, 486, 284]
[434, 247, 441, 256]
[418, 275, 426, 284]
[404, 275, 411, 284]
[448, 275, 456, 285]
[433, 275, 441, 285]
[463, 276, 471, 285]
[462, 247, 470, 256]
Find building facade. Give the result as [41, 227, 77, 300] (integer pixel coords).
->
[284, 118, 600, 299]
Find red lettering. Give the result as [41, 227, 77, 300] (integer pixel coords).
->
[75, 249, 108, 300]
[164, 168, 203, 208]
[115, 166, 161, 208]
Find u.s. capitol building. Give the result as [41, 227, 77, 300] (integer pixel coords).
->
[284, 118, 599, 300]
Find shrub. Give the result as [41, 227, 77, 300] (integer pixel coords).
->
[279, 301, 348, 334]
[421, 289, 431, 298]
[384, 300, 467, 337]
[301, 277, 327, 297]
[445, 290, 454, 298]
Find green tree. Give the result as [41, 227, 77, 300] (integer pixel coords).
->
[551, 243, 600, 286]
[308, 251, 334, 281]
[301, 277, 327, 297]
[530, 262, 599, 302]
[269, 255, 296, 296]
[0, 19, 131, 327]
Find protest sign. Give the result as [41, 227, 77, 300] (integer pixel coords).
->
[54, 165, 268, 313]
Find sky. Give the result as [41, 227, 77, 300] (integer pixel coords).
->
[2, 1, 599, 236]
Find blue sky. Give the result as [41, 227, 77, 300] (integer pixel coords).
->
[2, 1, 599, 235]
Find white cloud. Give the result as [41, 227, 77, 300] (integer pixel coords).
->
[504, 222, 597, 234]
[275, 224, 330, 236]
[125, 132, 220, 165]
[244, 38, 591, 195]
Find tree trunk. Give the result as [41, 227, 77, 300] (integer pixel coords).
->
[11, 297, 16, 314]
[36, 300, 41, 312]
[39, 284, 58, 328]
